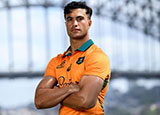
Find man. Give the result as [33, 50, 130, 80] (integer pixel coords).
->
[34, 1, 111, 115]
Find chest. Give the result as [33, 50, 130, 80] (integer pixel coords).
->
[55, 55, 85, 87]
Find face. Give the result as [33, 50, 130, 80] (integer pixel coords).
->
[65, 8, 92, 40]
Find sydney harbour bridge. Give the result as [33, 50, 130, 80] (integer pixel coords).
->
[0, 0, 160, 78]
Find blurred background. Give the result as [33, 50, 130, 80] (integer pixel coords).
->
[0, 0, 160, 115]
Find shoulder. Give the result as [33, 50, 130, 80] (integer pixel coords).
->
[49, 53, 64, 63]
[83, 44, 111, 80]
[85, 44, 109, 62]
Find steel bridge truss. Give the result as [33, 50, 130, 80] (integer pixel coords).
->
[0, 0, 160, 40]
[0, 0, 160, 78]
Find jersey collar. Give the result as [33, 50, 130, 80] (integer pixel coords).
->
[63, 39, 94, 57]
[76, 39, 94, 52]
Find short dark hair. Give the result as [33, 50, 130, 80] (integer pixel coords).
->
[64, 1, 92, 19]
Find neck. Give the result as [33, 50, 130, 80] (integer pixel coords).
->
[70, 34, 89, 53]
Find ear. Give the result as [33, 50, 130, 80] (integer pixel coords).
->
[65, 21, 67, 26]
[88, 20, 92, 27]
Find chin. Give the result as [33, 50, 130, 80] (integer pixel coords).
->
[71, 36, 84, 40]
[70, 34, 87, 40]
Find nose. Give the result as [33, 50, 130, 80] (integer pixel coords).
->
[73, 20, 78, 27]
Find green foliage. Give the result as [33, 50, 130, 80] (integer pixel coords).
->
[105, 107, 132, 115]
[140, 107, 160, 115]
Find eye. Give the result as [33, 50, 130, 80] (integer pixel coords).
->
[77, 16, 84, 21]
[66, 17, 72, 22]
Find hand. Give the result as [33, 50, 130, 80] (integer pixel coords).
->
[68, 84, 80, 94]
[53, 86, 59, 89]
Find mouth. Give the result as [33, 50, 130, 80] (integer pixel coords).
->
[71, 29, 80, 32]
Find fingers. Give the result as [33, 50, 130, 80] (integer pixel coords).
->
[68, 84, 80, 93]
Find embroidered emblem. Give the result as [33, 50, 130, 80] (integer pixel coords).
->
[67, 64, 72, 72]
[76, 56, 85, 65]
[56, 60, 66, 69]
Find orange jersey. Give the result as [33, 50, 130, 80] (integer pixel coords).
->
[44, 39, 111, 115]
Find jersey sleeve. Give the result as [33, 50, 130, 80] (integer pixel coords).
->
[83, 51, 111, 80]
[44, 57, 57, 78]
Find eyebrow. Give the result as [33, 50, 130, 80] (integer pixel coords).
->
[66, 15, 84, 19]
[76, 16, 84, 18]
[66, 16, 72, 19]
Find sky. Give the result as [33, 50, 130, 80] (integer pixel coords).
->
[0, 3, 160, 73]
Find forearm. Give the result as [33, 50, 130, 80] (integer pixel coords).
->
[62, 91, 95, 110]
[62, 75, 103, 110]
[35, 86, 71, 109]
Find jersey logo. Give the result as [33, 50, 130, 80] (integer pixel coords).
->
[56, 60, 66, 69]
[76, 56, 85, 65]
[58, 76, 79, 87]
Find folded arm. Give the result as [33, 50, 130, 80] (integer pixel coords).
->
[34, 76, 79, 109]
[62, 75, 104, 110]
